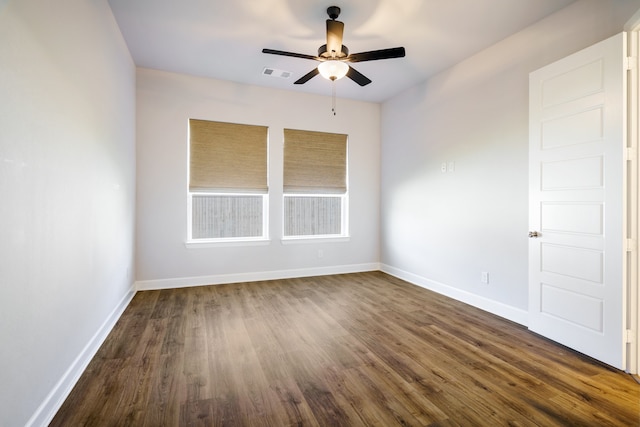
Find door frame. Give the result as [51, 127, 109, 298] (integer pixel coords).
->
[624, 13, 640, 376]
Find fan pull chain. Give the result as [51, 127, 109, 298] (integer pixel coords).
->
[332, 79, 337, 116]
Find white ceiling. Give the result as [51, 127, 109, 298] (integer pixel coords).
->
[107, 0, 576, 103]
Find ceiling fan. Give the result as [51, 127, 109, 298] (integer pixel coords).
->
[262, 6, 405, 86]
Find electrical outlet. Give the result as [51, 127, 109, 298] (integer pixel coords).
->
[317, 249, 324, 258]
[441, 162, 447, 173]
[481, 272, 489, 284]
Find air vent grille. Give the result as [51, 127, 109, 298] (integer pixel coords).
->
[262, 67, 292, 79]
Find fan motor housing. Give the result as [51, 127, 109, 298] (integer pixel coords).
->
[318, 44, 349, 59]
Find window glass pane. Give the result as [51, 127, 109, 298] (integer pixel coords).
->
[192, 195, 263, 239]
[284, 196, 342, 237]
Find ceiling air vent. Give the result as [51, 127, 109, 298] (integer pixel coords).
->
[263, 67, 292, 79]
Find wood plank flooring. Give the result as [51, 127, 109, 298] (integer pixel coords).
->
[51, 272, 640, 426]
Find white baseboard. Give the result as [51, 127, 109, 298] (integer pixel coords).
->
[135, 263, 382, 291]
[381, 264, 528, 326]
[27, 287, 137, 427]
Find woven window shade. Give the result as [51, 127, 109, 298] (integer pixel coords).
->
[283, 129, 347, 194]
[189, 119, 268, 193]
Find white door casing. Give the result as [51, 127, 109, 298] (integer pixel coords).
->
[529, 33, 627, 370]
[628, 29, 640, 377]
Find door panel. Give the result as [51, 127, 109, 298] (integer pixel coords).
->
[541, 108, 603, 148]
[540, 244, 603, 282]
[541, 156, 604, 189]
[540, 284, 604, 331]
[529, 33, 626, 369]
[541, 202, 603, 234]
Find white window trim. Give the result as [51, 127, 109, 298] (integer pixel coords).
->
[185, 238, 271, 249]
[280, 236, 350, 245]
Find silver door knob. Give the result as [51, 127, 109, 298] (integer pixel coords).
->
[529, 231, 540, 238]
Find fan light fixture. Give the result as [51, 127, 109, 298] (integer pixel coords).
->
[318, 60, 349, 81]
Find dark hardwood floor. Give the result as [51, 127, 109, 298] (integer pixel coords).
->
[51, 272, 640, 426]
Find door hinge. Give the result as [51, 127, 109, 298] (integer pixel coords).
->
[625, 329, 634, 344]
[626, 239, 637, 252]
[625, 147, 637, 161]
[625, 56, 637, 70]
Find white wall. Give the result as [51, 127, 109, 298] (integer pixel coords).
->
[380, 0, 640, 324]
[135, 69, 380, 287]
[0, 1, 136, 425]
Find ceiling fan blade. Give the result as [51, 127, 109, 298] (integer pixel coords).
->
[294, 68, 320, 84]
[262, 48, 320, 61]
[326, 19, 344, 57]
[347, 47, 406, 63]
[346, 66, 372, 86]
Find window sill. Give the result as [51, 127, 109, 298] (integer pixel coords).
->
[185, 238, 271, 249]
[280, 236, 350, 245]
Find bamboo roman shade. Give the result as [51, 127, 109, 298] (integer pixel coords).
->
[189, 119, 268, 193]
[283, 129, 347, 194]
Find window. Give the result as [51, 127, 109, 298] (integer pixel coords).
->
[283, 128, 348, 239]
[188, 119, 268, 242]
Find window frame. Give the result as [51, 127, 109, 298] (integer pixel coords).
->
[281, 129, 349, 241]
[186, 119, 270, 246]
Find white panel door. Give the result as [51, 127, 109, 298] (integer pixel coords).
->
[529, 33, 627, 369]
